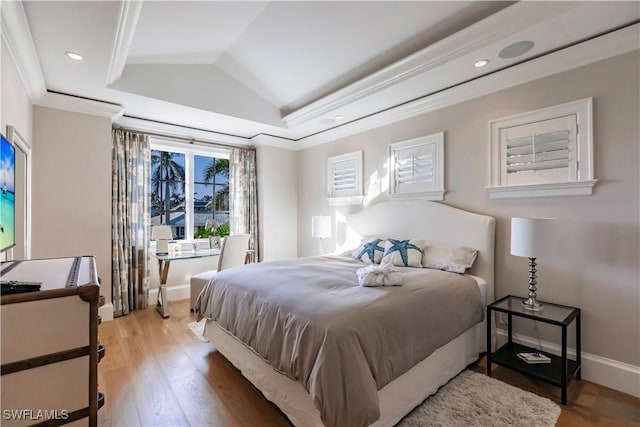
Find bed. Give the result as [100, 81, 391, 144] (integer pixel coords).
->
[196, 200, 495, 427]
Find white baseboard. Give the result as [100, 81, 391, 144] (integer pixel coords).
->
[149, 284, 191, 304]
[99, 303, 114, 322]
[496, 328, 640, 398]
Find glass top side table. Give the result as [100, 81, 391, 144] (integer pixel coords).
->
[487, 295, 581, 405]
[151, 249, 220, 318]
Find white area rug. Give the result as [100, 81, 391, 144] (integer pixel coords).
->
[187, 319, 208, 343]
[187, 322, 560, 426]
[398, 370, 561, 427]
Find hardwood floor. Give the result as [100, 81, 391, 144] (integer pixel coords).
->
[98, 300, 639, 427]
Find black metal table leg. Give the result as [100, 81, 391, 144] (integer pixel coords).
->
[576, 310, 582, 380]
[487, 306, 492, 376]
[561, 325, 568, 405]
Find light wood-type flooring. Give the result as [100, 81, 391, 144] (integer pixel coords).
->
[98, 300, 639, 427]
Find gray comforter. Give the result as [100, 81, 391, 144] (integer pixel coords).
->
[196, 256, 484, 427]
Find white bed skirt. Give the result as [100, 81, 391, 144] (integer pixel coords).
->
[204, 320, 481, 427]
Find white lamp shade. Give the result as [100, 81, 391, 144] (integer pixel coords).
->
[151, 225, 173, 240]
[311, 216, 331, 239]
[510, 217, 554, 258]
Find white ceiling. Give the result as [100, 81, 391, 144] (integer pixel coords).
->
[9, 1, 640, 145]
[113, 0, 511, 125]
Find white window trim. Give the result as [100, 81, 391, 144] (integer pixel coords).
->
[389, 132, 445, 201]
[150, 138, 230, 242]
[5, 125, 31, 260]
[327, 195, 365, 206]
[326, 151, 364, 206]
[487, 98, 597, 199]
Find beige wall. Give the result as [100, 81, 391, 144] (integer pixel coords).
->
[1, 40, 32, 144]
[297, 52, 640, 367]
[32, 107, 113, 303]
[1, 39, 33, 261]
[257, 145, 298, 261]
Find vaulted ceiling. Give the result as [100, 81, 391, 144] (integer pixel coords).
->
[4, 1, 640, 147]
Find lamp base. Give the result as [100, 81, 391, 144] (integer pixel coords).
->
[521, 298, 544, 312]
[156, 239, 169, 255]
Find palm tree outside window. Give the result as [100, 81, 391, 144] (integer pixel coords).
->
[151, 150, 186, 238]
[194, 156, 229, 238]
[150, 145, 230, 241]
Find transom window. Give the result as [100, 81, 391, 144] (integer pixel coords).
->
[389, 132, 445, 200]
[326, 151, 364, 206]
[488, 98, 596, 199]
[150, 139, 230, 240]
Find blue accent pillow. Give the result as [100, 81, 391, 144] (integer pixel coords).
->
[352, 239, 386, 264]
[381, 239, 424, 267]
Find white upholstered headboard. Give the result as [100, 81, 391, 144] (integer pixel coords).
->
[344, 200, 495, 304]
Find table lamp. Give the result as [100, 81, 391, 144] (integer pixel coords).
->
[511, 217, 554, 311]
[151, 225, 173, 255]
[311, 216, 331, 255]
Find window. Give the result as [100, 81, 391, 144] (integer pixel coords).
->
[150, 139, 230, 240]
[327, 151, 363, 206]
[389, 132, 445, 200]
[488, 98, 596, 199]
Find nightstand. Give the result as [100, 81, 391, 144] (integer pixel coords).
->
[487, 295, 581, 404]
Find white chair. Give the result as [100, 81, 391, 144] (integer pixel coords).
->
[190, 234, 250, 311]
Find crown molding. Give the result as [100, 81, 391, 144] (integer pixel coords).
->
[115, 115, 251, 147]
[251, 134, 296, 150]
[296, 23, 639, 151]
[36, 92, 124, 120]
[105, 0, 143, 85]
[282, 2, 578, 128]
[1, 0, 46, 102]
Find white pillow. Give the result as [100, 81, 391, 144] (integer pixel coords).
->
[381, 239, 424, 267]
[334, 239, 363, 257]
[422, 245, 478, 273]
[352, 238, 386, 264]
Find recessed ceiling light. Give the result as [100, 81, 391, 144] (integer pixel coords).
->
[474, 59, 489, 68]
[65, 51, 84, 61]
[196, 121, 205, 125]
[335, 115, 344, 121]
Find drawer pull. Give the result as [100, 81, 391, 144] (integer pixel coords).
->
[98, 391, 105, 410]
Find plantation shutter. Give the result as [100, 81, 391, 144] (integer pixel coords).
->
[327, 151, 362, 199]
[389, 133, 444, 199]
[394, 144, 435, 194]
[501, 115, 578, 186]
[331, 161, 357, 196]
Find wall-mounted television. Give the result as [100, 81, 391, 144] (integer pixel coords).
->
[1, 133, 16, 252]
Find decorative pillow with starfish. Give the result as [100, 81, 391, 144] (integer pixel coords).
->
[381, 238, 424, 267]
[352, 238, 387, 264]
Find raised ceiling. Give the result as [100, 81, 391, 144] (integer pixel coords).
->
[6, 1, 640, 146]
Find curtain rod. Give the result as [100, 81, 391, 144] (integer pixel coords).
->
[113, 125, 255, 151]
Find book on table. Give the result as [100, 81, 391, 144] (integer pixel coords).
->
[517, 352, 551, 364]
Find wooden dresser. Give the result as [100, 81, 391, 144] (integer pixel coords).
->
[0, 256, 104, 427]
